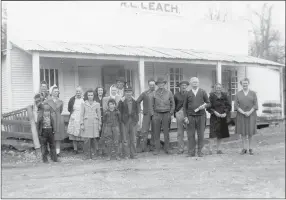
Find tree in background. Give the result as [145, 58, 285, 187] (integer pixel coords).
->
[2, 3, 7, 55]
[204, 6, 230, 22]
[248, 3, 285, 64]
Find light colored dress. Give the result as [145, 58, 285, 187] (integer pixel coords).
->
[234, 90, 258, 137]
[80, 101, 102, 138]
[67, 98, 85, 141]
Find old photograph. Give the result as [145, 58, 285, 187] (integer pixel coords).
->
[1, 1, 285, 198]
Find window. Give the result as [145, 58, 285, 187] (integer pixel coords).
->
[125, 69, 133, 88]
[169, 68, 183, 94]
[40, 69, 59, 89]
[230, 70, 238, 101]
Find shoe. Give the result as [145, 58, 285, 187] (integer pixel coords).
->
[130, 155, 137, 159]
[249, 149, 254, 155]
[106, 157, 111, 161]
[208, 151, 213, 155]
[43, 159, 49, 163]
[57, 154, 61, 157]
[217, 150, 223, 154]
[240, 149, 247, 155]
[186, 154, 195, 157]
[198, 152, 204, 157]
[153, 151, 159, 155]
[73, 150, 78, 154]
[116, 156, 121, 161]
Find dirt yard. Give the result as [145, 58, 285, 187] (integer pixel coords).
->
[1, 124, 285, 198]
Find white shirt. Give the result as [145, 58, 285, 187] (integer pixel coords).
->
[191, 88, 199, 96]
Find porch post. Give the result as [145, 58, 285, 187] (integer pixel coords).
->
[32, 52, 40, 95]
[216, 61, 222, 84]
[138, 58, 145, 93]
[280, 67, 285, 118]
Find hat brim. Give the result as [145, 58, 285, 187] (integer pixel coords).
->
[155, 81, 167, 85]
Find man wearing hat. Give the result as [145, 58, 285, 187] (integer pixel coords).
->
[151, 77, 175, 155]
[118, 86, 140, 159]
[174, 80, 189, 154]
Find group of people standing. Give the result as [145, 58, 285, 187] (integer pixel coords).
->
[34, 75, 258, 163]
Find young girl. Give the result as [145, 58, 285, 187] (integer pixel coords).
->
[37, 103, 58, 163]
[102, 99, 121, 161]
[80, 89, 101, 159]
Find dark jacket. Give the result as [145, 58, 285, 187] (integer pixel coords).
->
[136, 89, 155, 115]
[151, 88, 175, 115]
[206, 92, 231, 115]
[67, 96, 76, 117]
[183, 88, 210, 116]
[118, 98, 139, 124]
[174, 91, 188, 113]
[37, 111, 56, 136]
[102, 109, 121, 127]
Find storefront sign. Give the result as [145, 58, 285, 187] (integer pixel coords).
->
[120, 2, 181, 15]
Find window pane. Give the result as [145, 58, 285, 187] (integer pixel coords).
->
[231, 89, 236, 94]
[45, 69, 49, 87]
[175, 68, 179, 73]
[180, 75, 183, 80]
[50, 69, 54, 86]
[170, 68, 173, 73]
[175, 88, 179, 94]
[40, 69, 44, 82]
[180, 68, 183, 74]
[55, 69, 59, 88]
[176, 75, 179, 80]
[170, 74, 174, 80]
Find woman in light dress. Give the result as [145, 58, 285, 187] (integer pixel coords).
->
[80, 89, 102, 159]
[67, 86, 85, 154]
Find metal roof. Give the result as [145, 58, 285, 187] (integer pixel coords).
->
[11, 40, 284, 67]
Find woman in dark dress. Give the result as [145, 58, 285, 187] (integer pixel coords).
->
[234, 78, 258, 155]
[207, 83, 231, 154]
[94, 86, 107, 156]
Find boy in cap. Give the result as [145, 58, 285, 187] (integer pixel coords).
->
[174, 80, 189, 154]
[118, 86, 140, 159]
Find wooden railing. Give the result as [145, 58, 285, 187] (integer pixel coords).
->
[1, 107, 32, 140]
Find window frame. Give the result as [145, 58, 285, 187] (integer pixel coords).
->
[169, 67, 183, 95]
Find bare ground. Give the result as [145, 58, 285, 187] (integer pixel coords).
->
[1, 124, 285, 199]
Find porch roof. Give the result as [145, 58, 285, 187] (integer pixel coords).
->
[11, 40, 284, 67]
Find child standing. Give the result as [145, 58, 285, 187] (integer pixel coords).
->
[80, 89, 101, 159]
[102, 99, 121, 161]
[37, 103, 58, 163]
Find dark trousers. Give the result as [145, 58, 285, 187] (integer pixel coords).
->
[103, 125, 120, 157]
[153, 112, 171, 152]
[140, 113, 155, 151]
[39, 128, 57, 162]
[187, 115, 206, 154]
[122, 119, 137, 157]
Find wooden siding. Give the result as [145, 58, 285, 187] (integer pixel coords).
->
[62, 67, 76, 114]
[10, 47, 33, 110]
[1, 56, 8, 113]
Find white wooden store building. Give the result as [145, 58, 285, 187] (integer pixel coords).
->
[2, 1, 285, 119]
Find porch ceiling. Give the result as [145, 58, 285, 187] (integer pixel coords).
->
[11, 40, 284, 67]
